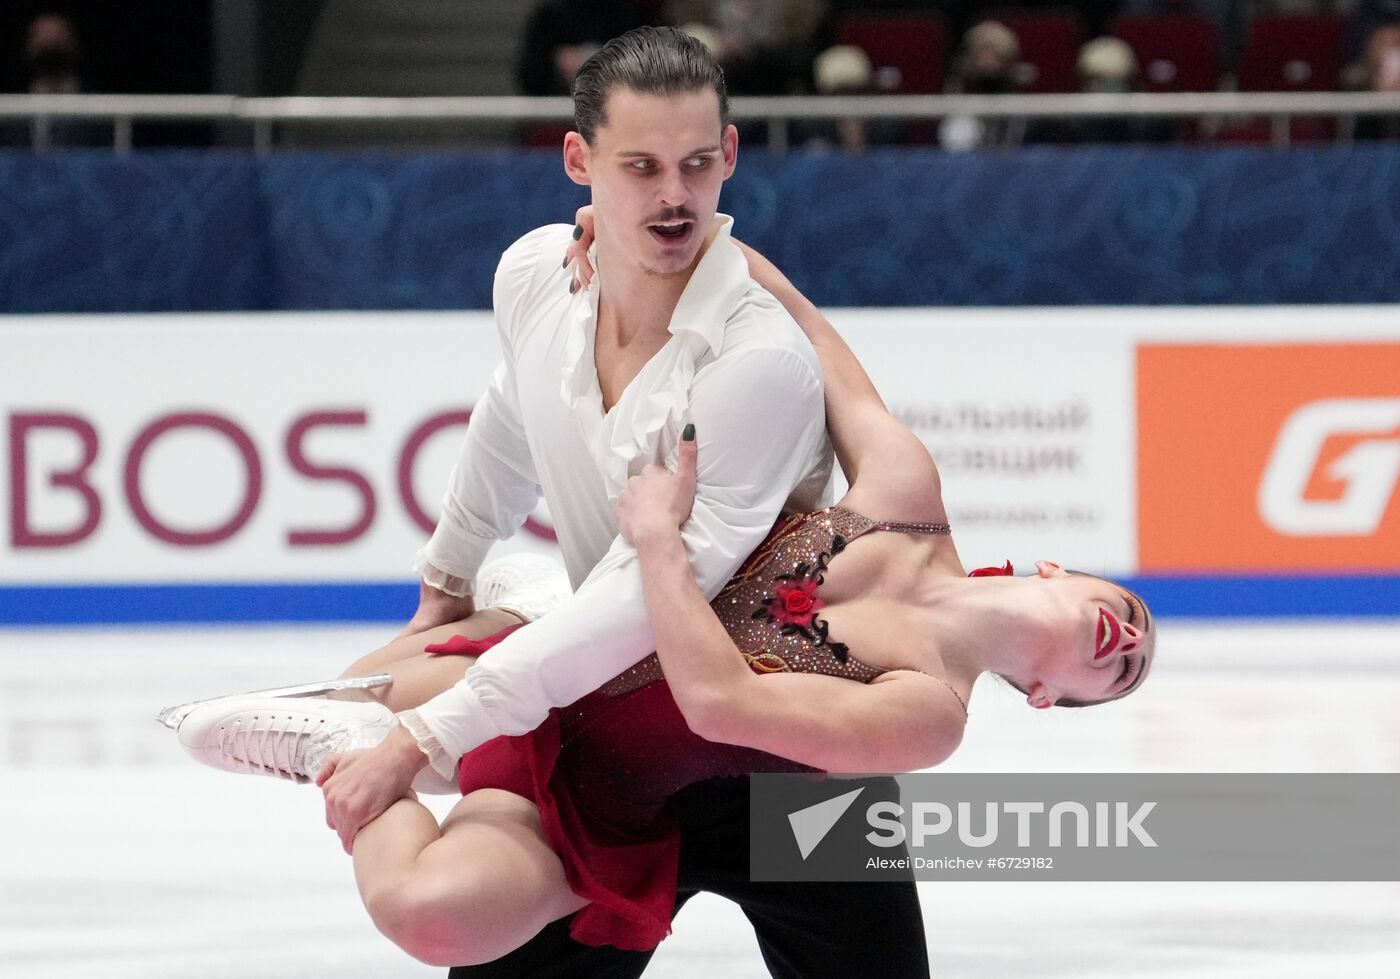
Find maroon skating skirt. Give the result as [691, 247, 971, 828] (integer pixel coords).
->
[425, 625, 809, 951]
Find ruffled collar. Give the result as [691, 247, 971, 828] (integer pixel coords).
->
[559, 214, 746, 410]
[558, 214, 751, 491]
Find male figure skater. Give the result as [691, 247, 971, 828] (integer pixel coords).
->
[188, 27, 930, 977]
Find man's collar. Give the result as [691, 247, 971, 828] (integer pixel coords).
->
[665, 213, 747, 358]
[560, 213, 747, 409]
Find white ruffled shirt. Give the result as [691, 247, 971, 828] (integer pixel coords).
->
[401, 216, 832, 779]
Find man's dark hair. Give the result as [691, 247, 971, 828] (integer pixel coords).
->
[572, 26, 729, 144]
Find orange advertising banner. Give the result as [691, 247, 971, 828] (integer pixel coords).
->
[1137, 343, 1400, 572]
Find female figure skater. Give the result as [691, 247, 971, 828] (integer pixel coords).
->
[174, 233, 1154, 966]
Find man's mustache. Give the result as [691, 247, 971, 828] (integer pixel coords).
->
[643, 209, 698, 225]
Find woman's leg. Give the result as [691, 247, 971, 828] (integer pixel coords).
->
[353, 788, 588, 967]
[342, 608, 525, 677]
[335, 608, 525, 713]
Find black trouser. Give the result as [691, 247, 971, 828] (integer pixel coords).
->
[449, 776, 930, 979]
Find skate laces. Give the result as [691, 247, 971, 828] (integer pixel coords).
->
[218, 711, 325, 783]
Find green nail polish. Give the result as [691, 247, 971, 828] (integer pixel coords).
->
[682, 423, 695, 442]
[562, 256, 569, 268]
[569, 280, 576, 294]
[572, 224, 583, 240]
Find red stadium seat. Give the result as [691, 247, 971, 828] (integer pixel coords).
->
[521, 123, 571, 148]
[836, 13, 948, 94]
[1238, 15, 1347, 92]
[1113, 15, 1220, 93]
[983, 9, 1085, 94]
[1213, 15, 1347, 144]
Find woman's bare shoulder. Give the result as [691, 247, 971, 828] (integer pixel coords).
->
[836, 426, 948, 525]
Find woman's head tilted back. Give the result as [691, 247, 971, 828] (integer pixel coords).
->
[992, 562, 1156, 709]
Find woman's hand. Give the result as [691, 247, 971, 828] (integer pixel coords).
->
[564, 207, 775, 305]
[615, 429, 698, 547]
[317, 723, 427, 853]
[564, 205, 597, 293]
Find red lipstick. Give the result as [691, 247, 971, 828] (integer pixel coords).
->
[1096, 609, 1121, 659]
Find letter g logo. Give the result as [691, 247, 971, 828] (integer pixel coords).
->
[1257, 399, 1400, 536]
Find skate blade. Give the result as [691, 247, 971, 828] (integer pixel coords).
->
[154, 673, 393, 730]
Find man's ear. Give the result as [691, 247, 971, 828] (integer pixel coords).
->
[563, 131, 592, 187]
[1034, 561, 1067, 579]
[721, 123, 738, 178]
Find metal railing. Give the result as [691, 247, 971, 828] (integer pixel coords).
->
[2, 92, 1398, 152]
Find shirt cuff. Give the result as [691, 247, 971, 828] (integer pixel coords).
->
[398, 680, 506, 779]
[414, 551, 475, 599]
[396, 710, 459, 783]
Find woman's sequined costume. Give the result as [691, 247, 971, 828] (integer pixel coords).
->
[447, 507, 950, 950]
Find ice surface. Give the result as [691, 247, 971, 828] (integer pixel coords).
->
[2, 621, 1397, 978]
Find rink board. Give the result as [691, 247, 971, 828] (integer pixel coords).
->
[3, 307, 1397, 622]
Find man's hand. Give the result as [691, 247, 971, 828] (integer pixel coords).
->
[394, 579, 476, 640]
[317, 723, 430, 853]
[615, 429, 698, 547]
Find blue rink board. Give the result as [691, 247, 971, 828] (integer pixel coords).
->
[5, 145, 1400, 312]
[0, 576, 1397, 625]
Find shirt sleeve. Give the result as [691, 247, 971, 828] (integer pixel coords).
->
[403, 344, 828, 777]
[413, 229, 557, 593]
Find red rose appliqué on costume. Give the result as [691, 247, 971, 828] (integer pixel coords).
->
[749, 538, 852, 663]
[772, 579, 824, 625]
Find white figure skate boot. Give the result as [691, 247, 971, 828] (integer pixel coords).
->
[155, 673, 392, 732]
[175, 695, 396, 783]
[476, 553, 571, 622]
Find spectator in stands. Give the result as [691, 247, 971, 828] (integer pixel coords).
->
[947, 19, 1021, 97]
[17, 12, 106, 149]
[24, 13, 83, 95]
[517, 1, 655, 95]
[1344, 0, 1400, 85]
[1352, 17, 1400, 138]
[939, 20, 1024, 151]
[666, 1, 829, 94]
[1079, 36, 1138, 96]
[1028, 36, 1174, 146]
[1076, 36, 1160, 143]
[801, 42, 881, 150]
[1363, 23, 1400, 91]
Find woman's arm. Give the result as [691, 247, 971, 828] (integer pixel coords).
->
[633, 526, 962, 771]
[733, 242, 938, 495]
[615, 439, 964, 773]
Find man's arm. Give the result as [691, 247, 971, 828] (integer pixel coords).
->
[402, 344, 828, 778]
[399, 230, 557, 634]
